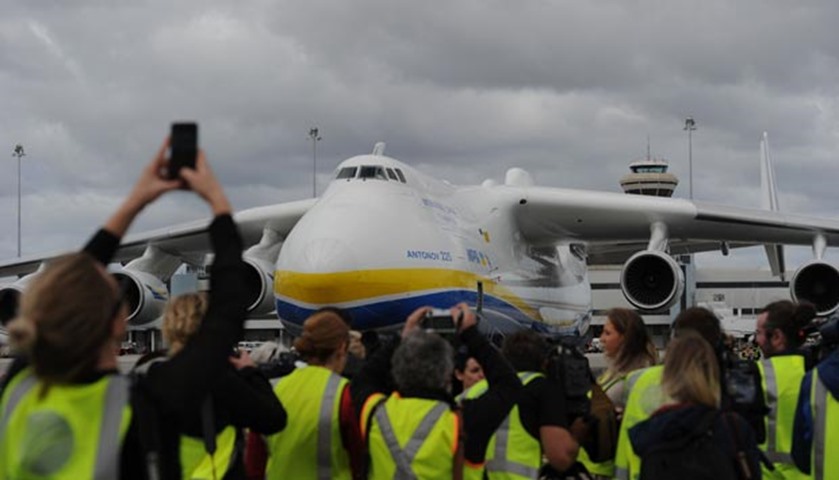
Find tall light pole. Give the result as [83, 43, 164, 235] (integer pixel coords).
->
[683, 116, 697, 199]
[12, 145, 25, 257]
[308, 127, 321, 197]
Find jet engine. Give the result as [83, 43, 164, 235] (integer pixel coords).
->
[620, 250, 684, 311]
[0, 272, 40, 325]
[790, 260, 839, 316]
[112, 270, 169, 326]
[0, 284, 23, 326]
[242, 258, 276, 316]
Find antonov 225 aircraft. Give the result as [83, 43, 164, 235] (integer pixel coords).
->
[2, 136, 839, 338]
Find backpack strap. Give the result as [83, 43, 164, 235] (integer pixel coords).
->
[721, 411, 755, 480]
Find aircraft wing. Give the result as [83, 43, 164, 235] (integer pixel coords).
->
[0, 198, 317, 277]
[508, 186, 839, 263]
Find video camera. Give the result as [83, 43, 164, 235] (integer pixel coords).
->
[802, 315, 839, 362]
[717, 344, 769, 443]
[545, 336, 592, 421]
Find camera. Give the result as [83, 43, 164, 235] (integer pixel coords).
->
[802, 315, 839, 362]
[422, 308, 462, 335]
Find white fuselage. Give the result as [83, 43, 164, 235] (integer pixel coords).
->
[273, 154, 591, 335]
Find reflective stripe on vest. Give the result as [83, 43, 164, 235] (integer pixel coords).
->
[814, 373, 827, 480]
[485, 372, 541, 479]
[266, 366, 350, 480]
[318, 373, 342, 480]
[0, 371, 130, 480]
[759, 359, 794, 465]
[96, 375, 130, 480]
[374, 401, 449, 480]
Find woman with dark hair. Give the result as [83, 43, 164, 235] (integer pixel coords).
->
[582, 308, 658, 478]
[753, 300, 816, 479]
[0, 139, 249, 479]
[599, 308, 658, 406]
[263, 310, 364, 480]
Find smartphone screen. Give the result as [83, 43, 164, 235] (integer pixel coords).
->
[169, 122, 198, 180]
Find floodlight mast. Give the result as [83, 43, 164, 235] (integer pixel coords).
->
[12, 144, 26, 257]
[684, 117, 697, 200]
[309, 127, 322, 197]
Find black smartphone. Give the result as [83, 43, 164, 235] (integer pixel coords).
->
[168, 122, 198, 180]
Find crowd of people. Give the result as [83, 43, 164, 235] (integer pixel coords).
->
[0, 140, 837, 480]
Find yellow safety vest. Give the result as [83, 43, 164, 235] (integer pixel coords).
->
[0, 369, 132, 480]
[463, 372, 543, 480]
[614, 365, 666, 480]
[265, 366, 351, 480]
[363, 393, 459, 480]
[180, 425, 238, 480]
[757, 355, 809, 480]
[809, 369, 838, 480]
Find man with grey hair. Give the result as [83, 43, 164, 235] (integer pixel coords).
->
[352, 303, 521, 479]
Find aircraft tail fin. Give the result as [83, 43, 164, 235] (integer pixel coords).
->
[761, 132, 786, 279]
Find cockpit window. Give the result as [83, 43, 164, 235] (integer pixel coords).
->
[359, 166, 388, 180]
[394, 168, 407, 183]
[386, 168, 398, 181]
[336, 167, 357, 179]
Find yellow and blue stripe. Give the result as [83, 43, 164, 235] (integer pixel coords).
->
[274, 268, 544, 331]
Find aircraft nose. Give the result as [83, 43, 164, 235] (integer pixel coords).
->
[299, 237, 358, 273]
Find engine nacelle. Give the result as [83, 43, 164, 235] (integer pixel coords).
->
[0, 273, 40, 326]
[112, 270, 169, 326]
[790, 260, 839, 316]
[243, 258, 276, 316]
[620, 250, 684, 311]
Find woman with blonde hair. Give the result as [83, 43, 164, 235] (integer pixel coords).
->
[0, 138, 251, 479]
[629, 333, 763, 479]
[146, 292, 286, 480]
[263, 310, 364, 480]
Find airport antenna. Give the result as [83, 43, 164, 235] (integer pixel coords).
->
[683, 116, 697, 200]
[12, 144, 26, 257]
[309, 127, 322, 198]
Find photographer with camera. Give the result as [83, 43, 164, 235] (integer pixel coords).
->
[791, 317, 839, 479]
[753, 300, 816, 479]
[352, 303, 521, 479]
[462, 330, 583, 478]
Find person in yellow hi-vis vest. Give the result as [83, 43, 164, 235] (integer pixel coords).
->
[353, 303, 521, 480]
[753, 300, 816, 480]
[264, 310, 364, 480]
[580, 308, 658, 479]
[462, 330, 586, 479]
[614, 307, 726, 480]
[792, 334, 839, 480]
[0, 138, 250, 480]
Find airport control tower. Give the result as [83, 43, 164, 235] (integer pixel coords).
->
[619, 155, 679, 197]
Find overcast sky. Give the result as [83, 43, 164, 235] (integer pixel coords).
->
[2, 0, 839, 271]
